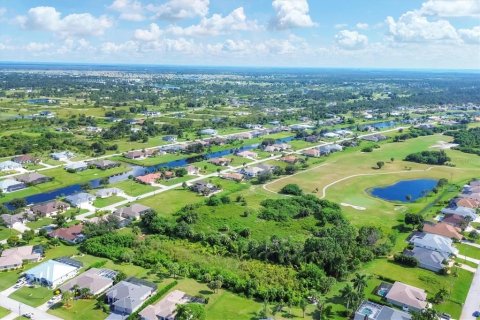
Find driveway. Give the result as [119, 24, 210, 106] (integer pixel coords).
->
[0, 293, 62, 320]
[461, 264, 480, 320]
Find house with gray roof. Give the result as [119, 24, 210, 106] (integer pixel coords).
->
[95, 188, 124, 199]
[51, 151, 74, 161]
[88, 159, 120, 170]
[354, 300, 411, 320]
[113, 204, 151, 220]
[65, 162, 88, 172]
[30, 200, 70, 217]
[15, 172, 50, 185]
[409, 232, 458, 256]
[0, 179, 26, 193]
[1, 213, 29, 228]
[105, 278, 156, 315]
[65, 192, 96, 208]
[441, 206, 477, 221]
[403, 247, 448, 273]
[59, 268, 116, 296]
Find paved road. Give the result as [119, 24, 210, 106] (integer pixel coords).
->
[0, 293, 62, 320]
[461, 263, 480, 319]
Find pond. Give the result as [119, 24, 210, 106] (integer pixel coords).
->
[370, 179, 438, 202]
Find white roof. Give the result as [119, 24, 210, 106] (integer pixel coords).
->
[0, 161, 22, 170]
[410, 233, 458, 255]
[24, 260, 78, 283]
[0, 179, 23, 188]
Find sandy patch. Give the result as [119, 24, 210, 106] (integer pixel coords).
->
[430, 141, 459, 149]
[340, 203, 366, 210]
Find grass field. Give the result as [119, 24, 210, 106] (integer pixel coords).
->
[26, 218, 54, 229]
[92, 195, 125, 208]
[9, 285, 53, 307]
[0, 227, 19, 241]
[110, 179, 158, 197]
[48, 299, 108, 320]
[457, 243, 480, 260]
[0, 306, 10, 318]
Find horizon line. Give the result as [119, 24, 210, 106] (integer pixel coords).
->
[0, 60, 479, 73]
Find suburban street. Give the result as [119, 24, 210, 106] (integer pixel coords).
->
[461, 264, 480, 320]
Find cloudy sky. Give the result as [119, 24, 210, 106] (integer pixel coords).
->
[0, 0, 479, 69]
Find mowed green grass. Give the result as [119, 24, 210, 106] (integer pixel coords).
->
[0, 306, 10, 318]
[457, 243, 480, 260]
[9, 285, 53, 307]
[363, 259, 473, 318]
[92, 195, 125, 208]
[110, 179, 158, 196]
[265, 134, 480, 230]
[48, 299, 109, 320]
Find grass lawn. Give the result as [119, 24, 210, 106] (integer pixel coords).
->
[26, 218, 54, 229]
[110, 179, 158, 197]
[457, 243, 480, 260]
[9, 285, 53, 307]
[0, 306, 10, 318]
[93, 195, 125, 208]
[137, 188, 204, 217]
[362, 259, 473, 318]
[0, 227, 19, 241]
[48, 299, 108, 320]
[265, 134, 480, 231]
[0, 269, 24, 291]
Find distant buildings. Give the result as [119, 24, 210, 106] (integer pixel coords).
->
[0, 160, 23, 172]
[65, 162, 88, 172]
[95, 188, 124, 198]
[15, 172, 50, 185]
[30, 200, 70, 218]
[114, 204, 151, 221]
[199, 128, 217, 136]
[88, 159, 120, 170]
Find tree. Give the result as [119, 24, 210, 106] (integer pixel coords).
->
[412, 308, 438, 320]
[7, 235, 20, 247]
[207, 280, 222, 293]
[280, 184, 303, 196]
[299, 299, 308, 318]
[404, 213, 424, 229]
[22, 229, 35, 243]
[54, 214, 67, 227]
[433, 288, 449, 304]
[340, 284, 357, 311]
[176, 303, 206, 320]
[113, 271, 127, 284]
[61, 290, 73, 308]
[376, 161, 385, 169]
[351, 273, 368, 293]
[9, 198, 27, 209]
[169, 262, 180, 279]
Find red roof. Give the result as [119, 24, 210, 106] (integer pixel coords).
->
[136, 173, 161, 184]
[49, 224, 83, 242]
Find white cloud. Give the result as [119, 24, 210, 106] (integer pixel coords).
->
[386, 11, 459, 43]
[271, 0, 316, 29]
[134, 8, 257, 39]
[335, 30, 368, 49]
[148, 0, 209, 20]
[334, 23, 348, 29]
[24, 42, 52, 52]
[0, 7, 6, 17]
[17, 6, 113, 38]
[459, 26, 480, 44]
[134, 23, 163, 41]
[108, 0, 145, 21]
[356, 22, 369, 30]
[420, 0, 480, 17]
[101, 40, 139, 54]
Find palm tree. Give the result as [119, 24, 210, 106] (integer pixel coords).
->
[352, 273, 368, 293]
[340, 284, 357, 311]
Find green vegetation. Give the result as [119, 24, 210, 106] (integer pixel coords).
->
[9, 285, 53, 307]
[405, 150, 451, 165]
[92, 195, 125, 208]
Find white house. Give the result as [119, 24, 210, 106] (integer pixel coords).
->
[410, 232, 458, 256]
[24, 259, 81, 288]
[0, 179, 26, 193]
[441, 206, 478, 221]
[65, 192, 96, 208]
[0, 161, 22, 172]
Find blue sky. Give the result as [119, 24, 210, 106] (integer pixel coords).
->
[0, 0, 479, 69]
